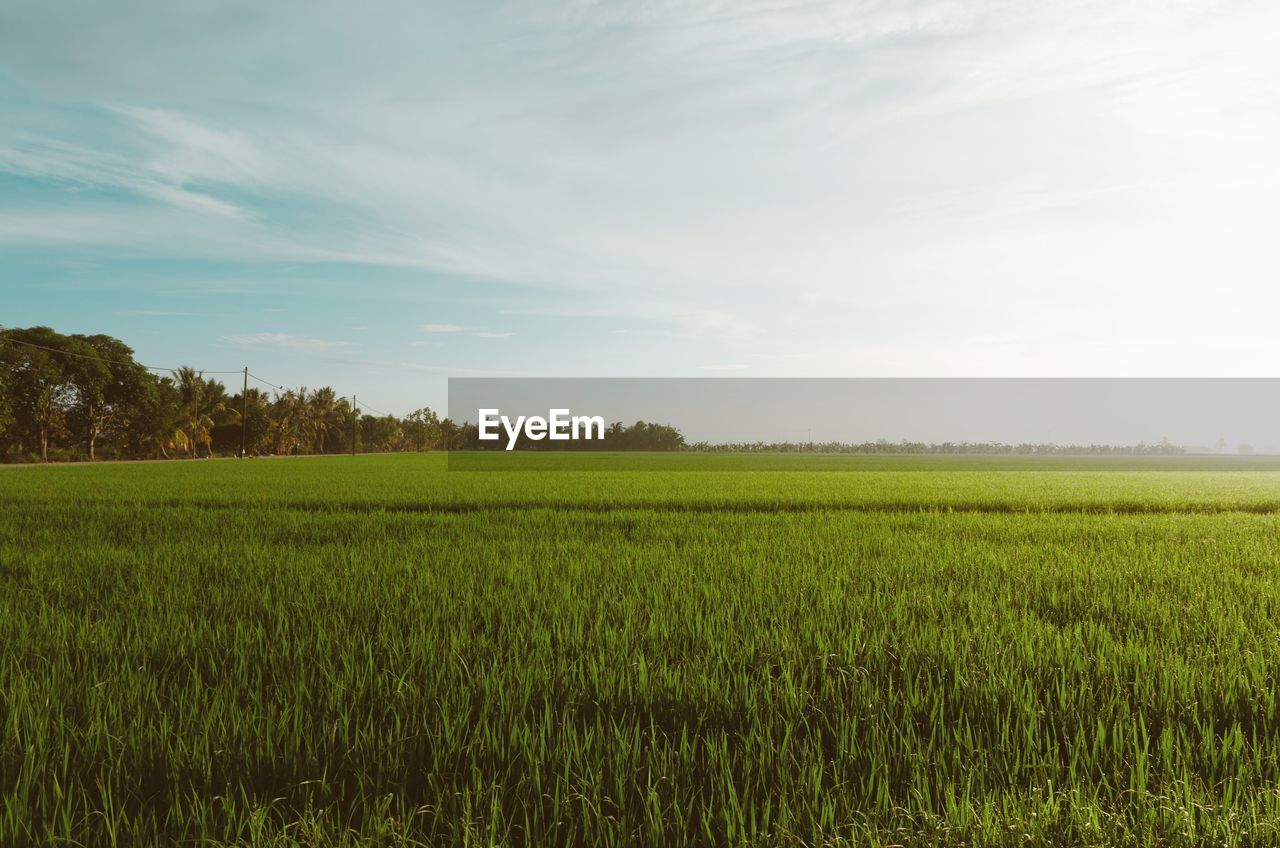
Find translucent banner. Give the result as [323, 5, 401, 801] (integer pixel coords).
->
[446, 378, 1280, 470]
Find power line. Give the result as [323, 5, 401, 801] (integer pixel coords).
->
[249, 375, 395, 418]
[4, 328, 401, 418]
[0, 330, 243, 374]
[250, 375, 390, 414]
[246, 372, 288, 392]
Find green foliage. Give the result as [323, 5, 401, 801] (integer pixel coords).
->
[403, 407, 442, 452]
[0, 368, 13, 444]
[0, 326, 446, 461]
[463, 418, 686, 452]
[0, 326, 76, 461]
[65, 333, 153, 460]
[4, 456, 1280, 845]
[359, 413, 403, 452]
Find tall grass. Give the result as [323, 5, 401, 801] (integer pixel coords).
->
[2, 455, 1280, 846]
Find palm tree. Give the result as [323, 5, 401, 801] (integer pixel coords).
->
[173, 367, 228, 457]
[292, 387, 315, 453]
[268, 389, 304, 455]
[306, 387, 347, 454]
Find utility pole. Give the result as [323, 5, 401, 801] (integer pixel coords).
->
[240, 367, 249, 458]
[351, 395, 357, 456]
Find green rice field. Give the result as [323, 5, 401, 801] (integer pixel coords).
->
[4, 454, 1280, 846]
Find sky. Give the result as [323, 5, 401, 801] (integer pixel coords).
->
[2, 0, 1279, 414]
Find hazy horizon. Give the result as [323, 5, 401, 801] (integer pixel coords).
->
[447, 378, 1280, 453]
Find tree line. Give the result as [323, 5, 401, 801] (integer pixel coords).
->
[0, 326, 458, 462]
[1, 325, 1196, 463]
[687, 439, 1187, 455]
[0, 326, 686, 462]
[477, 419, 686, 452]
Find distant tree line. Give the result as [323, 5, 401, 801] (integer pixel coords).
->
[470, 420, 686, 452]
[1, 326, 1195, 462]
[0, 326, 687, 462]
[687, 439, 1187, 455]
[0, 326, 448, 462]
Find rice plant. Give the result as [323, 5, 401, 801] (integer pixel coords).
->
[2, 454, 1280, 846]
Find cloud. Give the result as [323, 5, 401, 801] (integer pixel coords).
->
[680, 310, 758, 344]
[224, 332, 356, 354]
[4, 0, 1280, 378]
[145, 183, 245, 218]
[396, 362, 526, 377]
[112, 105, 273, 186]
[418, 325, 514, 339]
[0, 136, 248, 219]
[118, 309, 208, 317]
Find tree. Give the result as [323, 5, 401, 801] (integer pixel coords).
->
[404, 407, 441, 451]
[0, 327, 76, 461]
[66, 334, 152, 460]
[2, 324, 705, 461]
[360, 414, 403, 452]
[0, 368, 12, 452]
[306, 387, 348, 454]
[115, 373, 168, 458]
[267, 389, 305, 455]
[437, 418, 460, 451]
[173, 367, 229, 458]
[150, 377, 191, 459]
[223, 387, 272, 455]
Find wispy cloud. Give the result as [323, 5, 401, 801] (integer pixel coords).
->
[0, 133, 249, 220]
[224, 333, 356, 354]
[112, 105, 273, 186]
[396, 362, 525, 377]
[118, 309, 209, 317]
[4, 0, 1280, 382]
[419, 324, 514, 339]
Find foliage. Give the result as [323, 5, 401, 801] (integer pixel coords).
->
[462, 419, 686, 451]
[0, 326, 75, 461]
[0, 325, 1209, 463]
[691, 438, 1188, 455]
[0, 327, 448, 462]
